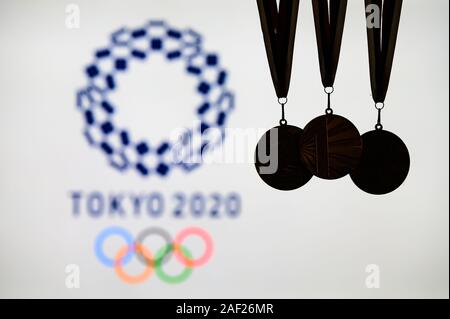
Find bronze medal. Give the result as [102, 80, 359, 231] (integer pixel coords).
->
[255, 125, 312, 191]
[300, 114, 362, 180]
[351, 129, 409, 195]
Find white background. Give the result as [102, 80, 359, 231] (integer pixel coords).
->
[0, 0, 448, 298]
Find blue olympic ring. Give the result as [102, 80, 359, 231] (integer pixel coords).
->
[94, 226, 134, 267]
[76, 20, 235, 178]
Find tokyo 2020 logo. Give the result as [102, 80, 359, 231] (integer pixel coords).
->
[75, 20, 235, 178]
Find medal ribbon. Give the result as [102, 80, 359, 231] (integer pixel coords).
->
[365, 0, 403, 104]
[312, 0, 348, 90]
[257, 0, 300, 99]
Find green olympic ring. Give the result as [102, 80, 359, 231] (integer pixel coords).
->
[155, 244, 193, 284]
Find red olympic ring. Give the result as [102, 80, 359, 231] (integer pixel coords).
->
[173, 227, 214, 267]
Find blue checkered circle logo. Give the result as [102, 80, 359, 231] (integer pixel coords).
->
[76, 20, 234, 178]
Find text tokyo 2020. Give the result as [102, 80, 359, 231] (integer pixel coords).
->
[70, 191, 241, 218]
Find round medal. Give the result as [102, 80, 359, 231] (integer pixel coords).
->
[255, 125, 313, 191]
[299, 114, 363, 180]
[350, 129, 410, 195]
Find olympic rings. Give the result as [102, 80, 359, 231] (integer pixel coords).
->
[94, 226, 213, 284]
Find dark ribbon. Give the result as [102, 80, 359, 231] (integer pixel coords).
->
[365, 0, 403, 103]
[257, 0, 300, 99]
[312, 0, 348, 88]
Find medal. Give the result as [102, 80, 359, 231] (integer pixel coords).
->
[350, 0, 410, 195]
[255, 0, 312, 191]
[255, 125, 312, 191]
[300, 0, 363, 180]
